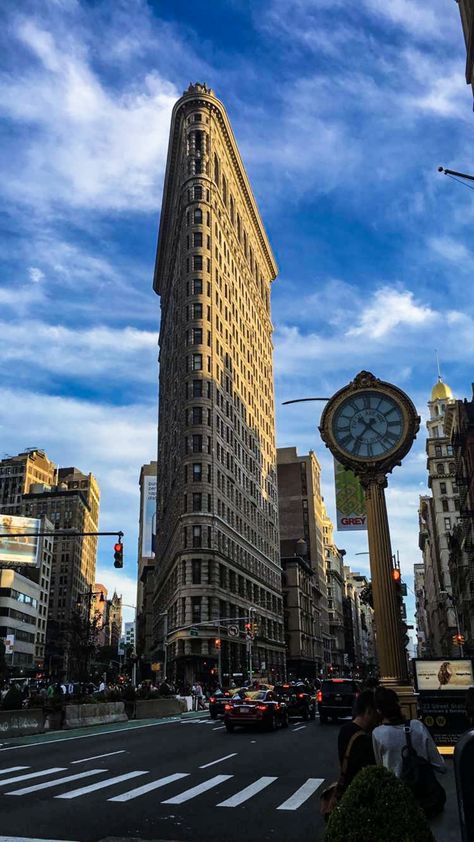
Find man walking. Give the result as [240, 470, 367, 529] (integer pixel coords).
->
[337, 689, 378, 790]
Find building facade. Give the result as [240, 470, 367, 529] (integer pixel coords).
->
[277, 447, 331, 672]
[153, 83, 284, 685]
[21, 469, 100, 677]
[418, 379, 459, 657]
[456, 0, 474, 94]
[414, 562, 429, 657]
[445, 388, 474, 652]
[0, 449, 56, 514]
[321, 503, 346, 672]
[137, 462, 157, 676]
[281, 538, 318, 680]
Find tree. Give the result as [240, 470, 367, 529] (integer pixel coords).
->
[64, 609, 101, 682]
[359, 582, 373, 609]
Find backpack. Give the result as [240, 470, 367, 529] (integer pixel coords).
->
[400, 722, 446, 818]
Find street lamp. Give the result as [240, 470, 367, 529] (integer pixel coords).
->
[439, 591, 464, 657]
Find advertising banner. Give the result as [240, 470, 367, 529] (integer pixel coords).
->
[414, 659, 474, 692]
[4, 634, 15, 654]
[334, 459, 367, 531]
[141, 475, 157, 558]
[0, 515, 41, 566]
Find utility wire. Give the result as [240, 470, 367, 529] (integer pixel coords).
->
[445, 173, 474, 192]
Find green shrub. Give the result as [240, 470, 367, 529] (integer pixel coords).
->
[324, 765, 435, 842]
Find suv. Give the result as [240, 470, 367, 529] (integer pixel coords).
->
[274, 683, 316, 721]
[317, 679, 359, 724]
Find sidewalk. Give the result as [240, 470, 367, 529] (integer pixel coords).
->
[0, 708, 209, 749]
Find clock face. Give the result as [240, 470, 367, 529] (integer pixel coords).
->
[332, 390, 405, 459]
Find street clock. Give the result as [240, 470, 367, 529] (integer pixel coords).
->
[320, 370, 420, 480]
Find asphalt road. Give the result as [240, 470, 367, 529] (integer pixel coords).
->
[0, 713, 339, 842]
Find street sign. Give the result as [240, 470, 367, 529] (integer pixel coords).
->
[190, 627, 199, 637]
[227, 625, 239, 637]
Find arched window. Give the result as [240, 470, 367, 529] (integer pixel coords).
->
[437, 463, 445, 474]
[449, 462, 455, 473]
[214, 153, 220, 186]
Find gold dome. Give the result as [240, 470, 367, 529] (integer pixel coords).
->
[431, 379, 453, 402]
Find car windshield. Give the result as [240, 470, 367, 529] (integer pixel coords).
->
[253, 691, 268, 701]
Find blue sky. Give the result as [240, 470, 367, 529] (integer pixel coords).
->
[0, 0, 472, 640]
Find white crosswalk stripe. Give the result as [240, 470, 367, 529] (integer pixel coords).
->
[0, 767, 29, 776]
[217, 776, 277, 807]
[162, 774, 233, 804]
[0, 768, 66, 787]
[57, 770, 147, 800]
[108, 772, 189, 803]
[7, 769, 105, 796]
[276, 778, 324, 810]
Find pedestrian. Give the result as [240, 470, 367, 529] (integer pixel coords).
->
[372, 687, 446, 817]
[194, 681, 205, 710]
[465, 686, 474, 727]
[320, 689, 377, 820]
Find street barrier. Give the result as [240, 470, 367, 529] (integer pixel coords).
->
[63, 701, 127, 729]
[0, 709, 44, 737]
[134, 698, 187, 719]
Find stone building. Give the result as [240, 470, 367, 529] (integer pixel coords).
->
[445, 388, 474, 652]
[277, 447, 331, 672]
[0, 449, 56, 514]
[456, 0, 474, 94]
[152, 83, 284, 685]
[414, 562, 429, 657]
[321, 503, 346, 672]
[281, 538, 318, 680]
[418, 379, 459, 657]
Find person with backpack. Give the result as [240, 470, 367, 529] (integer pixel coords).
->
[372, 687, 446, 817]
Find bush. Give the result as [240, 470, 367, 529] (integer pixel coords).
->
[1, 685, 23, 711]
[324, 765, 435, 842]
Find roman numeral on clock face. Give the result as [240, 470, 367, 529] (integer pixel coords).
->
[339, 434, 353, 448]
[383, 431, 399, 446]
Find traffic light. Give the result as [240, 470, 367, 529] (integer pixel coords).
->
[392, 568, 401, 583]
[252, 622, 259, 637]
[114, 541, 123, 568]
[214, 638, 221, 649]
[453, 633, 465, 645]
[245, 623, 253, 640]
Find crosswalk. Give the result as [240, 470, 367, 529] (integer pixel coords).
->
[0, 764, 325, 812]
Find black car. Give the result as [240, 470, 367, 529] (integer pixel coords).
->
[317, 679, 360, 724]
[274, 683, 316, 721]
[224, 690, 289, 732]
[208, 690, 233, 719]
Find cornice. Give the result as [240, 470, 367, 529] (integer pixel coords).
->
[153, 87, 278, 295]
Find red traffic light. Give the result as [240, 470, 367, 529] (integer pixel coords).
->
[392, 569, 401, 582]
[114, 543, 123, 552]
[114, 541, 123, 569]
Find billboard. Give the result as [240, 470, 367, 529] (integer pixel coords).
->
[334, 459, 367, 531]
[414, 659, 474, 692]
[141, 475, 157, 558]
[0, 515, 41, 567]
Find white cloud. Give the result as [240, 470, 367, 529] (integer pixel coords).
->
[347, 288, 436, 339]
[428, 236, 471, 264]
[362, 0, 445, 39]
[0, 19, 178, 211]
[28, 266, 44, 284]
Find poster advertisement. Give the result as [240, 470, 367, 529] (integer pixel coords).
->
[0, 515, 41, 566]
[334, 459, 367, 531]
[414, 659, 474, 692]
[141, 475, 157, 558]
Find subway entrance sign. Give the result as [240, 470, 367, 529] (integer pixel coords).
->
[190, 628, 199, 637]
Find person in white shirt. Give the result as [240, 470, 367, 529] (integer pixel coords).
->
[372, 687, 446, 779]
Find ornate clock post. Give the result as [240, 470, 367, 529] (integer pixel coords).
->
[320, 371, 420, 709]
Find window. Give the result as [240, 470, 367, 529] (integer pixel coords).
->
[192, 434, 203, 452]
[214, 153, 220, 186]
[435, 445, 442, 457]
[192, 327, 202, 345]
[449, 463, 456, 473]
[193, 255, 203, 271]
[447, 445, 453, 456]
[195, 159, 203, 174]
[442, 499, 449, 512]
[193, 278, 202, 294]
[222, 174, 227, 206]
[192, 596, 202, 623]
[192, 354, 202, 370]
[192, 558, 201, 584]
[194, 208, 202, 224]
[194, 186, 202, 200]
[192, 463, 202, 482]
[192, 380, 203, 397]
[193, 232, 203, 247]
[440, 482, 447, 494]
[192, 407, 203, 425]
[192, 303, 203, 319]
[192, 493, 202, 513]
[444, 517, 451, 531]
[437, 463, 445, 474]
[192, 526, 202, 548]
[182, 560, 187, 585]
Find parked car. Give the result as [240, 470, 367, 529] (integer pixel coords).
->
[224, 689, 289, 732]
[273, 683, 316, 720]
[317, 678, 360, 724]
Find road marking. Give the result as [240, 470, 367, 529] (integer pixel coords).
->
[0, 838, 78, 842]
[199, 753, 237, 769]
[0, 719, 184, 752]
[108, 772, 189, 802]
[162, 774, 233, 804]
[0, 767, 29, 776]
[57, 770, 147, 799]
[291, 725, 306, 732]
[212, 726, 225, 731]
[276, 778, 325, 810]
[0, 768, 66, 786]
[217, 776, 277, 807]
[7, 769, 105, 796]
[71, 750, 126, 764]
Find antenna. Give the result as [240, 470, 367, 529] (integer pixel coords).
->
[435, 349, 442, 382]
